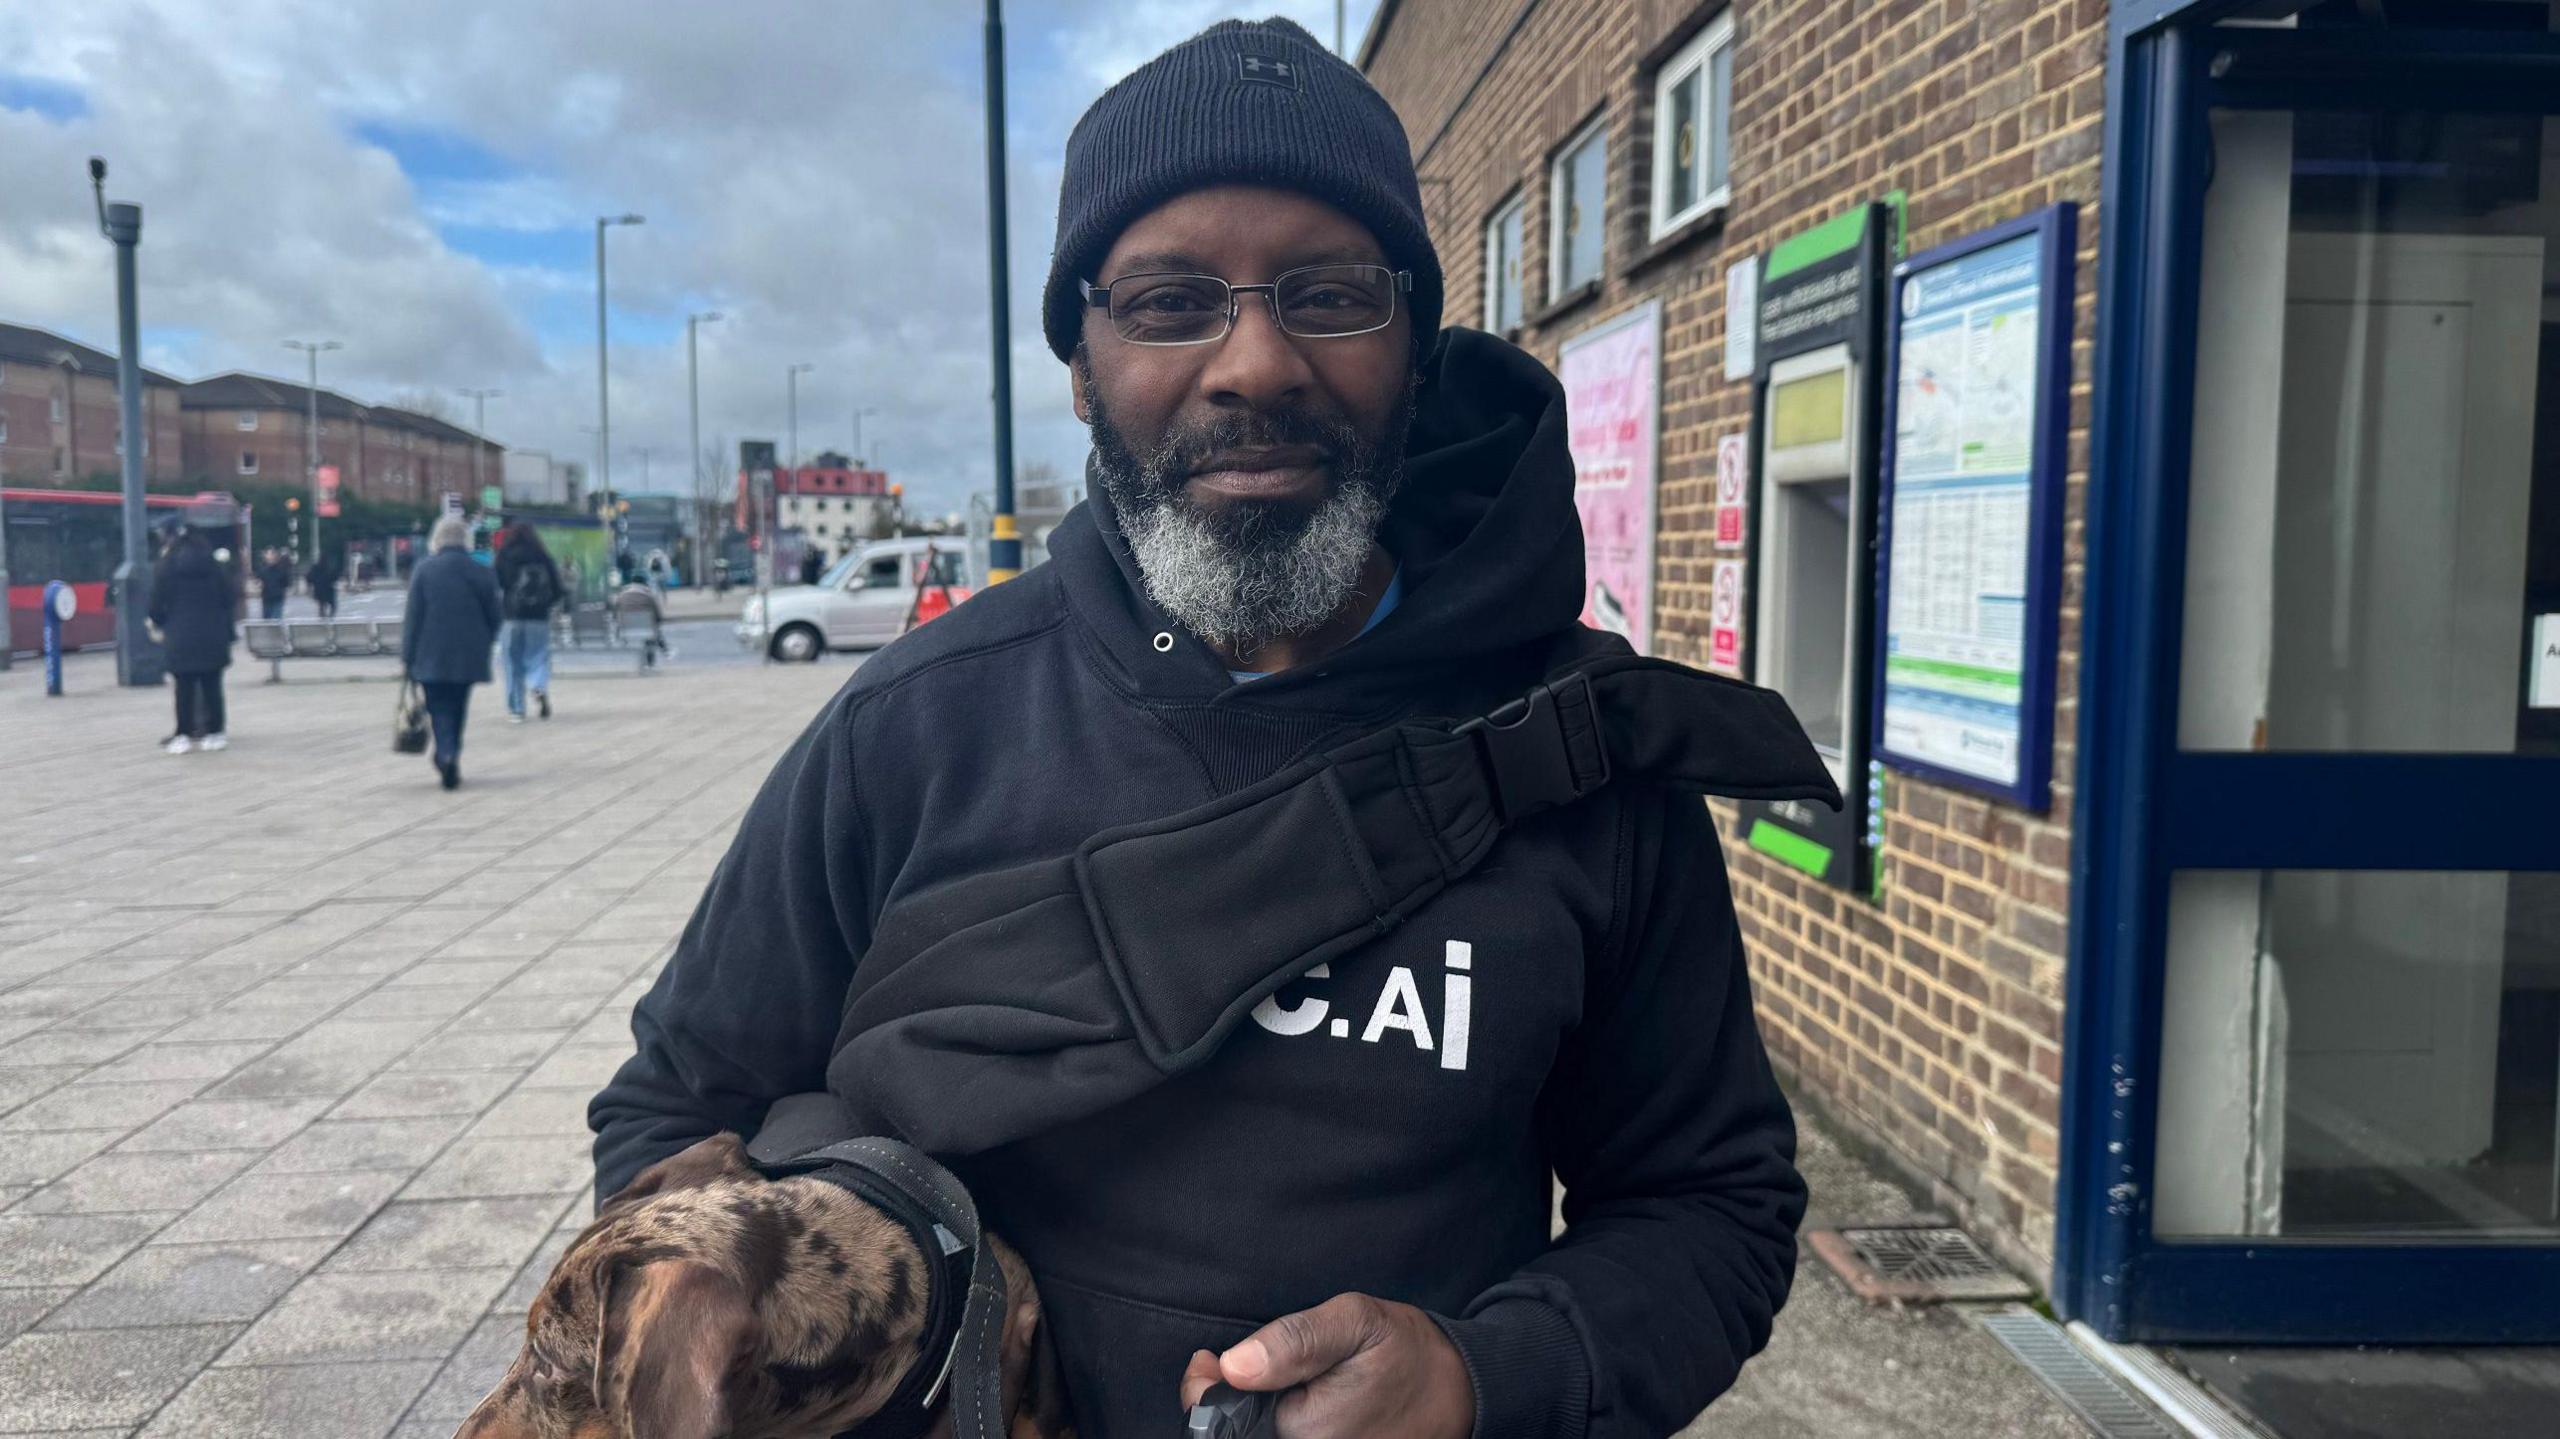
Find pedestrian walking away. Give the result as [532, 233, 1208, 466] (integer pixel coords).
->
[307, 548, 342, 618]
[590, 19, 1840, 1438]
[401, 514, 503, 789]
[798, 545, 824, 586]
[255, 547, 293, 621]
[148, 527, 236, 753]
[493, 519, 564, 722]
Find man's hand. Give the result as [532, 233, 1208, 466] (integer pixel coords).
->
[1178, 1293, 1475, 1439]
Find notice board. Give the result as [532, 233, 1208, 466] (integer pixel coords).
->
[1562, 301, 1662, 653]
[1874, 204, 2075, 810]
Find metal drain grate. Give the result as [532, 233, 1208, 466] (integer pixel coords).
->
[1808, 1225, 2033, 1302]
[1974, 1307, 2179, 1439]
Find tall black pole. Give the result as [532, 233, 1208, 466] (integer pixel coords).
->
[92, 160, 160, 687]
[983, 0, 1020, 582]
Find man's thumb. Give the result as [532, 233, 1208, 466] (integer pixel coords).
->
[1223, 1294, 1382, 1391]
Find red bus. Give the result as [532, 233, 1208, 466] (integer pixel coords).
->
[4, 488, 251, 657]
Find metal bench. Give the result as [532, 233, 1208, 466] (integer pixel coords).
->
[239, 618, 403, 682]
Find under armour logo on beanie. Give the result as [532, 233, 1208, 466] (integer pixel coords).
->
[1236, 54, 1302, 88]
[1040, 16, 1445, 363]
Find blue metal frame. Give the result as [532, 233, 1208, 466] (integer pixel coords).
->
[2060, 11, 2560, 1343]
[1868, 206, 2076, 812]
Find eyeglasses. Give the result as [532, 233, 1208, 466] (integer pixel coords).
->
[1082, 263, 1413, 346]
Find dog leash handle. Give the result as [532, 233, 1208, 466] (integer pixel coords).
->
[1186, 1382, 1279, 1438]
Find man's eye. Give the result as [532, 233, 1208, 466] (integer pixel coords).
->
[1293, 287, 1358, 308]
[1132, 290, 1211, 312]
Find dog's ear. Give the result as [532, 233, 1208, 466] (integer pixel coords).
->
[598, 1133, 758, 1217]
[592, 1259, 761, 1439]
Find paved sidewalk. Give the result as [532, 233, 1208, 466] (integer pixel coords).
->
[0, 649, 2086, 1437]
[1, 652, 848, 1436]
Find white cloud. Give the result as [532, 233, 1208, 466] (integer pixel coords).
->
[0, 1, 1383, 514]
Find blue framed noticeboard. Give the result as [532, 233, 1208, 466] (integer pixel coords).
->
[1872, 204, 2074, 811]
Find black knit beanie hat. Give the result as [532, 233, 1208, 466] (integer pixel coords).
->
[1041, 16, 1442, 363]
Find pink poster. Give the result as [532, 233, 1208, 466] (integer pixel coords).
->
[1561, 302, 1662, 654]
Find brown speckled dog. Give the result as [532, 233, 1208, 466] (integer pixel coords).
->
[455, 1134, 1074, 1439]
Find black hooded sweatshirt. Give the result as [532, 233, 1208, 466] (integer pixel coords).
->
[590, 330, 1808, 1438]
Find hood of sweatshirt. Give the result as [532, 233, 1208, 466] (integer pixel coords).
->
[1048, 326, 1588, 710]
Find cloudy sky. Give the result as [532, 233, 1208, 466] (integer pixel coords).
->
[0, 1, 1381, 517]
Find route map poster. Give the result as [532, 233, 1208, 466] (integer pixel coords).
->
[1875, 209, 2073, 809]
[1562, 302, 1662, 655]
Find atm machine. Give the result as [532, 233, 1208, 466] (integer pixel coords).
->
[1738, 201, 1893, 895]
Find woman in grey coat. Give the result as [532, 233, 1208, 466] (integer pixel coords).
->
[400, 516, 503, 790]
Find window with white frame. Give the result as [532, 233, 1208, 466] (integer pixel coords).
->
[1651, 14, 1735, 240]
[50, 394, 66, 424]
[238, 450, 258, 475]
[237, 410, 258, 431]
[1483, 194, 1527, 334]
[1549, 120, 1608, 297]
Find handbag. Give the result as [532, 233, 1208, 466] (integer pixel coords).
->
[393, 680, 430, 755]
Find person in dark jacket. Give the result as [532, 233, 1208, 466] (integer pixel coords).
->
[307, 550, 341, 618]
[491, 521, 564, 722]
[254, 549, 293, 621]
[590, 20, 1813, 1438]
[401, 516, 503, 790]
[147, 529, 236, 754]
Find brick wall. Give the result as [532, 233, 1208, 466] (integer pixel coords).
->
[1369, 0, 2106, 1276]
[0, 362, 182, 484]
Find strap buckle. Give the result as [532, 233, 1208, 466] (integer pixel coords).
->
[1453, 671, 1610, 824]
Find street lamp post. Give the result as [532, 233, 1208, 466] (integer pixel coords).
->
[282, 339, 341, 570]
[786, 362, 814, 471]
[982, 0, 1021, 584]
[687, 310, 722, 546]
[852, 404, 880, 467]
[594, 213, 644, 510]
[458, 387, 502, 506]
[89, 158, 159, 686]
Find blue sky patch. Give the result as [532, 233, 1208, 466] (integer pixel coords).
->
[0, 74, 89, 122]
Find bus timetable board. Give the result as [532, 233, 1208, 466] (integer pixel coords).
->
[1872, 206, 2076, 811]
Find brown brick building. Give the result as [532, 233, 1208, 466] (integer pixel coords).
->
[178, 372, 502, 505]
[1366, 0, 2102, 1283]
[0, 323, 185, 487]
[1365, 0, 2560, 1374]
[1361, 0, 2099, 1275]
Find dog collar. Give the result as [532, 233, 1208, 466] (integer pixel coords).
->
[747, 1122, 1008, 1439]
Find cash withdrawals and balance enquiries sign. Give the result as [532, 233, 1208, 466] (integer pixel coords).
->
[1873, 206, 2076, 811]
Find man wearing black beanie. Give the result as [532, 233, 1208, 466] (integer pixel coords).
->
[594, 17, 1826, 1438]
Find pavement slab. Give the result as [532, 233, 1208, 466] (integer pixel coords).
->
[136, 1359, 444, 1439]
[0, 1324, 240, 1431]
[37, 1239, 332, 1330]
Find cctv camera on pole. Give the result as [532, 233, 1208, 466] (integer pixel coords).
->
[91, 157, 163, 688]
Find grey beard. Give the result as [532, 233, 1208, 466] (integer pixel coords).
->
[1086, 375, 1410, 658]
[1116, 477, 1387, 656]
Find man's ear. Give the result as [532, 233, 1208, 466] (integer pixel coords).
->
[1069, 348, 1092, 426]
[593, 1260, 760, 1439]
[598, 1134, 757, 1217]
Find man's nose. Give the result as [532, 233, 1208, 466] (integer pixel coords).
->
[1196, 292, 1315, 410]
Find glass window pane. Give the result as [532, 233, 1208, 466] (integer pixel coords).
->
[2181, 110, 2560, 755]
[1562, 131, 1606, 289]
[1707, 42, 1732, 198]
[2155, 868, 2560, 1241]
[1667, 68, 1700, 218]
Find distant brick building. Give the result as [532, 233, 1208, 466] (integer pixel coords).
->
[744, 451, 900, 555]
[0, 322, 185, 486]
[177, 372, 501, 505]
[1365, 0, 2102, 1281]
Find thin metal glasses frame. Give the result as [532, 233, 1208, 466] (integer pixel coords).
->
[1080, 265, 1415, 346]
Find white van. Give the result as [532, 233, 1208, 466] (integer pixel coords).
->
[735, 538, 971, 661]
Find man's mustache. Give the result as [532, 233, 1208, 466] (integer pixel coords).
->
[1141, 409, 1362, 490]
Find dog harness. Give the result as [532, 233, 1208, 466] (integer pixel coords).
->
[822, 653, 1842, 1156]
[747, 1106, 1010, 1439]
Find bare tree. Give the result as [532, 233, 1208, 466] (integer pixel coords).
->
[384, 389, 456, 422]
